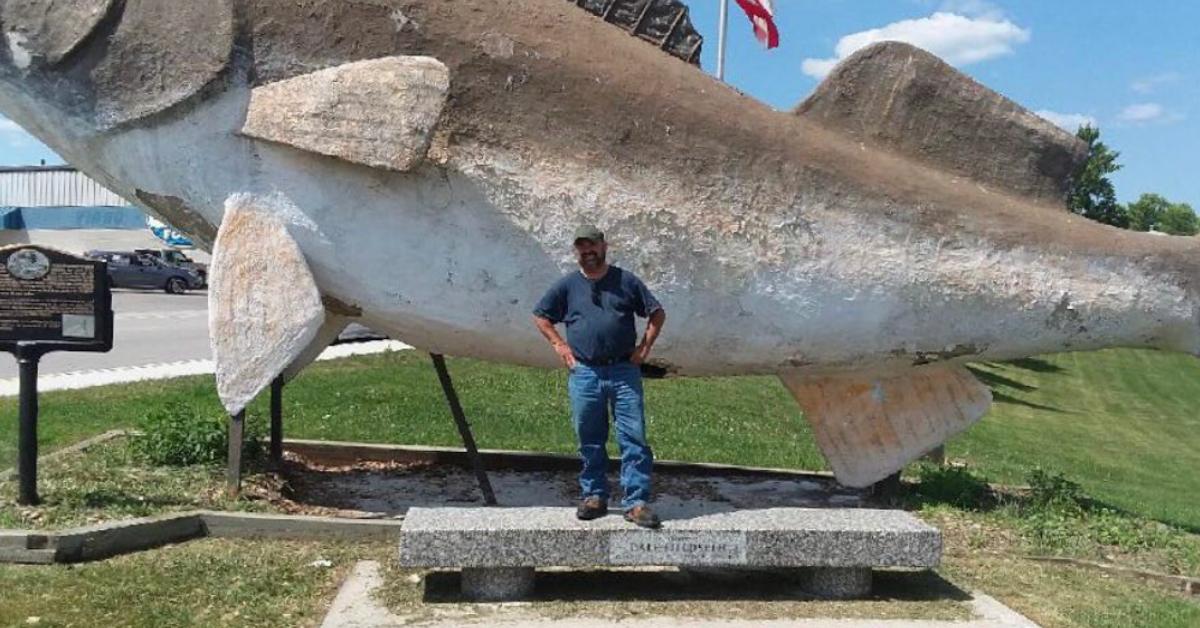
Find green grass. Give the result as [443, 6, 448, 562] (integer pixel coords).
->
[3, 348, 1200, 627]
[0, 438, 278, 529]
[960, 350, 1200, 530]
[941, 551, 1200, 628]
[0, 349, 822, 474]
[0, 539, 380, 627]
[3, 347, 1199, 531]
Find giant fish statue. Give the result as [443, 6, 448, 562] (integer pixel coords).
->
[0, 0, 1196, 487]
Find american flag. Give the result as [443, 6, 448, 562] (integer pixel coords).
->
[734, 0, 780, 49]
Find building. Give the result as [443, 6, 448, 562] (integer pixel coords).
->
[0, 165, 198, 254]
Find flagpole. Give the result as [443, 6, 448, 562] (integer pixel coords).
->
[716, 0, 729, 81]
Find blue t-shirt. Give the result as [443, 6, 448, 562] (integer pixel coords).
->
[533, 266, 663, 364]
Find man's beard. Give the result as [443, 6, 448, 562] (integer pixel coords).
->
[579, 251, 605, 270]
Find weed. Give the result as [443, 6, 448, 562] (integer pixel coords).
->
[130, 401, 262, 466]
[1027, 467, 1086, 511]
[909, 464, 993, 510]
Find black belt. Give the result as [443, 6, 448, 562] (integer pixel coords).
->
[578, 354, 631, 366]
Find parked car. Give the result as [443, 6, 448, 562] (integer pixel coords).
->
[134, 248, 208, 286]
[85, 250, 205, 294]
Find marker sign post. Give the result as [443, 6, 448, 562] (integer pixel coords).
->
[0, 245, 113, 505]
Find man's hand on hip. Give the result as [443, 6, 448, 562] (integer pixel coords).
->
[554, 342, 577, 369]
[631, 344, 650, 366]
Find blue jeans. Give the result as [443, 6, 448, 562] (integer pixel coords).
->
[567, 362, 653, 509]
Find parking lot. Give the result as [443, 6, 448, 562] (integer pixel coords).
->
[0, 289, 211, 380]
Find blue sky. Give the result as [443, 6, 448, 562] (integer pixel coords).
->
[685, 0, 1198, 207]
[0, 0, 1195, 207]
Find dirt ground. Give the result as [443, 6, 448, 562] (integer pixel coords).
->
[274, 452, 865, 520]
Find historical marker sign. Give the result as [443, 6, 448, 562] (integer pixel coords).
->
[1, 245, 113, 506]
[0, 245, 111, 347]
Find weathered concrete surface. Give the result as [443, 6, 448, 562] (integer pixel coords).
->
[797, 43, 1086, 205]
[208, 195, 325, 415]
[321, 561, 408, 628]
[803, 567, 873, 599]
[0, 511, 404, 565]
[91, 0, 234, 127]
[0, 0, 114, 66]
[199, 511, 403, 541]
[461, 567, 537, 601]
[399, 507, 940, 569]
[52, 513, 206, 562]
[242, 56, 450, 172]
[1, 0, 1199, 488]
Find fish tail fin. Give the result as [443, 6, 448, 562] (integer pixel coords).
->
[779, 365, 992, 487]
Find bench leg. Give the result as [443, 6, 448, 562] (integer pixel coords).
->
[461, 567, 535, 601]
[804, 567, 872, 599]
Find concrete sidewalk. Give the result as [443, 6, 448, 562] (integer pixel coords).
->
[320, 561, 1040, 628]
[0, 340, 410, 397]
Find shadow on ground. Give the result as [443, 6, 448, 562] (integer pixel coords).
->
[420, 568, 971, 604]
[281, 457, 865, 521]
[966, 365, 1067, 413]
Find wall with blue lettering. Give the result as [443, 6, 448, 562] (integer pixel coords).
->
[0, 206, 147, 230]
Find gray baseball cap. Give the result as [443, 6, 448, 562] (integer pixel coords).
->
[572, 224, 605, 243]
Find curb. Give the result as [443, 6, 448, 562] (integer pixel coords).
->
[1027, 554, 1200, 596]
[284, 439, 843, 483]
[0, 511, 404, 565]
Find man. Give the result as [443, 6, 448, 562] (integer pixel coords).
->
[532, 225, 667, 528]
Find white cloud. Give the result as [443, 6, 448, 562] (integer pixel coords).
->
[1035, 110, 1096, 132]
[1130, 72, 1181, 95]
[1120, 103, 1164, 122]
[802, 12, 1031, 80]
[800, 58, 839, 80]
[937, 0, 1004, 19]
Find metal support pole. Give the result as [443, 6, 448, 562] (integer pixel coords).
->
[226, 410, 245, 497]
[270, 377, 284, 463]
[429, 353, 498, 506]
[16, 345, 42, 506]
[871, 471, 904, 505]
[716, 0, 730, 80]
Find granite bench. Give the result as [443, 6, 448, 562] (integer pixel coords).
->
[397, 506, 941, 601]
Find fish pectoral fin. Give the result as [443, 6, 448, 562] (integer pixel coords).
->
[795, 41, 1087, 205]
[779, 365, 992, 488]
[240, 56, 450, 172]
[209, 195, 325, 415]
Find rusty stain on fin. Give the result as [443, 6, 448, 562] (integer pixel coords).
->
[779, 365, 991, 487]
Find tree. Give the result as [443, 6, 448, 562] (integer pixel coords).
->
[1126, 193, 1170, 232]
[1067, 125, 1128, 228]
[1157, 201, 1198, 236]
[1125, 193, 1199, 236]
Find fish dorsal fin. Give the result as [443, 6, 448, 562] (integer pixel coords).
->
[779, 365, 991, 487]
[796, 41, 1087, 205]
[241, 56, 450, 172]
